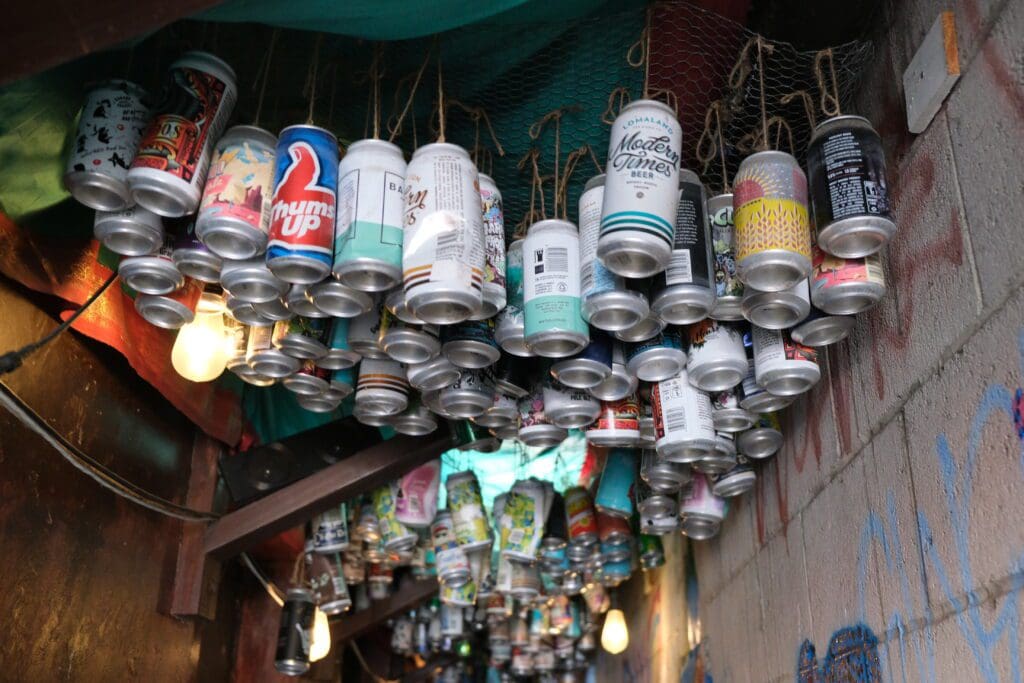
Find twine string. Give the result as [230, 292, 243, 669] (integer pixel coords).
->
[727, 37, 755, 92]
[600, 87, 632, 125]
[558, 146, 587, 219]
[586, 144, 604, 175]
[767, 115, 794, 154]
[436, 43, 446, 143]
[755, 36, 775, 152]
[814, 48, 842, 117]
[387, 43, 433, 144]
[626, 7, 652, 98]
[304, 34, 324, 125]
[253, 29, 279, 126]
[695, 100, 730, 192]
[780, 90, 817, 129]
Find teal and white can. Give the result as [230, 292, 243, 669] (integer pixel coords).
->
[523, 219, 588, 358]
[495, 239, 532, 357]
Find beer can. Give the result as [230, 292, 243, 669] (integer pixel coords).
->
[172, 220, 222, 283]
[402, 142, 485, 324]
[543, 378, 600, 429]
[440, 368, 494, 419]
[317, 318, 361, 370]
[640, 447, 691, 493]
[313, 504, 349, 553]
[492, 354, 531, 399]
[594, 448, 637, 518]
[685, 319, 747, 391]
[476, 173, 508, 319]
[551, 329, 612, 390]
[638, 393, 656, 446]
[309, 279, 373, 318]
[636, 479, 676, 520]
[641, 511, 680, 536]
[517, 384, 567, 448]
[711, 386, 756, 433]
[442, 318, 501, 369]
[446, 470, 492, 551]
[379, 307, 440, 364]
[118, 236, 183, 295]
[94, 205, 164, 257]
[523, 219, 588, 357]
[499, 481, 544, 561]
[274, 587, 314, 676]
[374, 484, 418, 553]
[407, 355, 462, 392]
[625, 328, 687, 382]
[385, 286, 423, 325]
[598, 99, 682, 278]
[490, 421, 520, 442]
[252, 295, 294, 322]
[651, 169, 716, 324]
[348, 301, 388, 359]
[752, 325, 820, 396]
[791, 305, 855, 347]
[589, 341, 638, 402]
[355, 358, 409, 416]
[739, 356, 793, 413]
[733, 150, 812, 291]
[333, 139, 406, 291]
[737, 412, 784, 459]
[224, 317, 249, 371]
[695, 431, 738, 476]
[652, 368, 716, 462]
[579, 175, 649, 331]
[246, 324, 300, 377]
[586, 394, 641, 447]
[314, 554, 352, 615]
[639, 534, 666, 570]
[742, 277, 811, 330]
[196, 125, 276, 259]
[220, 256, 289, 303]
[429, 512, 472, 586]
[495, 239, 532, 357]
[475, 391, 519, 429]
[596, 509, 632, 546]
[65, 80, 150, 211]
[282, 360, 331, 395]
[711, 457, 757, 498]
[709, 192, 745, 320]
[395, 460, 440, 528]
[811, 244, 886, 315]
[327, 367, 355, 399]
[611, 284, 665, 342]
[440, 603, 465, 638]
[134, 278, 203, 329]
[678, 473, 726, 540]
[272, 316, 328, 359]
[129, 52, 237, 217]
[808, 115, 895, 258]
[285, 283, 329, 318]
[562, 486, 597, 550]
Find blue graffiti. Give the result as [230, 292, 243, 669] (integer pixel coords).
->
[798, 624, 882, 682]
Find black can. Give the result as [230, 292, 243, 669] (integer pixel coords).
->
[275, 587, 315, 676]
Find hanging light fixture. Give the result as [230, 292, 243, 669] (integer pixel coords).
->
[171, 291, 229, 382]
[600, 591, 629, 655]
[309, 607, 332, 662]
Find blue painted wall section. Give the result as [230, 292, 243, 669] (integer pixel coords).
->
[797, 625, 882, 683]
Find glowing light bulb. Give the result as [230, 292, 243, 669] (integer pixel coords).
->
[171, 292, 229, 382]
[600, 608, 629, 655]
[309, 607, 331, 663]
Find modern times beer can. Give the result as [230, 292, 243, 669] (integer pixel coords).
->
[129, 52, 237, 218]
[733, 150, 812, 292]
[477, 173, 508, 319]
[808, 115, 895, 258]
[267, 125, 339, 284]
[402, 143, 485, 325]
[523, 219, 588, 357]
[495, 238, 532, 357]
[65, 80, 151, 211]
[708, 192, 744, 321]
[333, 139, 406, 292]
[598, 99, 682, 278]
[810, 244, 886, 315]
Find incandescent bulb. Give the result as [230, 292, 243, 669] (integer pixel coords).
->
[600, 608, 629, 655]
[171, 292, 229, 382]
[309, 607, 331, 663]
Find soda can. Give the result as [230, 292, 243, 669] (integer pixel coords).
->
[474, 391, 519, 429]
[129, 52, 237, 218]
[220, 256, 289, 304]
[379, 307, 440, 364]
[517, 384, 567, 448]
[708, 192, 745, 320]
[711, 457, 757, 498]
[808, 115, 895, 258]
[196, 125, 276, 259]
[272, 316, 328, 359]
[490, 422, 520, 442]
[742, 277, 811, 330]
[711, 386, 756, 433]
[625, 328, 686, 382]
[476, 173, 508, 319]
[733, 150, 812, 291]
[384, 286, 423, 325]
[635, 479, 676, 520]
[791, 305, 855, 347]
[94, 205, 164, 256]
[134, 278, 203, 329]
[446, 470, 492, 551]
[439, 603, 465, 638]
[523, 219, 588, 357]
[402, 142, 485, 324]
[578, 175, 649, 331]
[348, 301, 388, 359]
[309, 279, 373, 318]
[589, 341, 639, 402]
[274, 587, 314, 676]
[172, 219, 222, 283]
[495, 239, 532, 356]
[355, 358, 409, 416]
[118, 235, 183, 295]
[442, 318, 501, 369]
[738, 412, 784, 459]
[594, 448, 636, 518]
[317, 318, 361, 370]
[374, 484, 418, 552]
[641, 512, 680, 536]
[739, 355, 793, 413]
[333, 139, 406, 291]
[314, 554, 352, 615]
[811, 244, 886, 315]
[395, 460, 440, 529]
[329, 367, 356, 399]
[65, 80, 151, 211]
[752, 326, 820, 396]
[598, 99, 682, 278]
[678, 473, 726, 540]
[596, 509, 632, 546]
[246, 324, 300, 377]
[543, 377, 600, 429]
[651, 169, 715, 324]
[586, 394, 641, 447]
[224, 317, 249, 372]
[407, 355, 462, 392]
[440, 368, 494, 419]
[253, 295, 294, 322]
[640, 447, 690, 493]
[282, 360, 331, 395]
[685, 319, 747, 391]
[313, 504, 349, 553]
[652, 368, 716, 463]
[695, 431, 738, 476]
[551, 328, 612, 389]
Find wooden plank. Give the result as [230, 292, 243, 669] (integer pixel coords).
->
[204, 432, 453, 560]
[331, 577, 438, 645]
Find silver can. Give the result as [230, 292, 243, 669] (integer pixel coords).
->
[711, 386, 756, 433]
[586, 394, 641, 447]
[589, 341, 638, 402]
[329, 367, 356, 399]
[407, 355, 462, 392]
[309, 279, 373, 318]
[94, 205, 164, 256]
[355, 358, 409, 416]
[490, 422, 520, 441]
[442, 319, 501, 369]
[196, 125, 276, 259]
[791, 306, 855, 347]
[738, 412, 784, 459]
[246, 323, 301, 377]
[810, 244, 886, 315]
[385, 286, 423, 325]
[440, 369, 494, 419]
[636, 479, 677, 520]
[543, 379, 600, 429]
[598, 99, 682, 278]
[220, 256, 289, 304]
[348, 301, 388, 359]
[402, 143, 485, 324]
[551, 329, 612, 389]
[65, 80, 151, 211]
[709, 192, 744, 320]
[225, 293, 272, 326]
[118, 236, 183, 295]
[695, 432, 738, 476]
[741, 277, 811, 330]
[495, 239, 532, 357]
[739, 357, 793, 413]
[611, 290, 665, 343]
[391, 400, 440, 436]
[711, 458, 757, 498]
[134, 281, 201, 329]
[283, 360, 331, 396]
[172, 219, 223, 283]
[129, 52, 237, 217]
[625, 329, 686, 382]
[474, 391, 519, 429]
[685, 319, 747, 391]
[252, 295, 294, 322]
[640, 448, 691, 493]
[752, 325, 821, 396]
[272, 316, 328, 360]
[652, 368, 716, 463]
[523, 219, 588, 357]
[518, 385, 568, 448]
[285, 284, 327, 318]
[476, 173, 507, 319]
[379, 307, 440, 364]
[678, 473, 726, 540]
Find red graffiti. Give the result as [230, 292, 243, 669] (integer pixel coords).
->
[963, 0, 1024, 127]
[829, 344, 856, 454]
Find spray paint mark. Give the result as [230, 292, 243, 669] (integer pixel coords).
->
[798, 624, 882, 683]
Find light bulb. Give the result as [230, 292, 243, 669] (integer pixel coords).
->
[600, 608, 629, 655]
[171, 292, 229, 382]
[309, 607, 331, 662]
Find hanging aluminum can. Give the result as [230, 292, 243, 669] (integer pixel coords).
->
[118, 234, 183, 295]
[225, 292, 272, 326]
[374, 484, 418, 552]
[172, 219, 222, 283]
[440, 603, 465, 638]
[808, 115, 895, 258]
[638, 393, 656, 446]
[317, 318, 361, 370]
[752, 325, 820, 396]
[407, 355, 461, 392]
[309, 279, 372, 318]
[711, 456, 757, 498]
[298, 391, 342, 413]
[332, 139, 405, 291]
[739, 355, 792, 413]
[499, 480, 545, 561]
[402, 142, 485, 324]
[811, 244, 886, 315]
[94, 205, 164, 256]
[395, 460, 440, 529]
[378, 306, 439, 364]
[517, 383, 568, 447]
[640, 447, 690, 493]
[651, 169, 715, 324]
[274, 587, 314, 676]
[285, 283, 329, 318]
[791, 305, 855, 347]
[272, 316, 328, 359]
[695, 431, 738, 475]
[196, 125, 276, 259]
[738, 412, 784, 459]
[563, 486, 598, 549]
[282, 360, 331, 395]
[246, 324, 300, 377]
[265, 125, 338, 283]
[708, 192, 744, 320]
[313, 504, 349, 553]
[220, 256, 289, 303]
[733, 150, 812, 291]
[442, 318, 501, 369]
[492, 355, 532, 399]
[65, 80, 151, 211]
[450, 417, 501, 452]
[469, 549, 496, 598]
[625, 328, 686, 382]
[224, 317, 249, 373]
[594, 448, 637, 518]
[611, 281, 664, 343]
[579, 174, 649, 331]
[253, 295, 294, 322]
[348, 301, 388, 359]
[392, 399, 439, 436]
[638, 534, 666, 570]
[551, 329, 612, 390]
[329, 367, 356, 399]
[711, 385, 756, 433]
[490, 421, 520, 441]
[355, 358, 409, 416]
[129, 53, 237, 217]
[679, 473, 726, 540]
[635, 478, 676, 521]
[315, 554, 352, 615]
[589, 341, 638, 402]
[446, 471, 492, 551]
[596, 509, 632, 546]
[523, 219, 588, 357]
[685, 319, 747, 391]
[440, 368, 494, 418]
[134, 278, 203, 329]
[384, 286, 423, 325]
[586, 394, 640, 447]
[495, 239, 532, 357]
[476, 173, 508, 319]
[742, 277, 810, 330]
[543, 378, 600, 429]
[598, 99, 682, 278]
[652, 368, 716, 462]
[475, 390, 519, 429]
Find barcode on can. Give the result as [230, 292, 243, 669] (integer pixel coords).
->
[435, 229, 459, 259]
[544, 247, 568, 273]
[665, 408, 688, 433]
[665, 251, 693, 285]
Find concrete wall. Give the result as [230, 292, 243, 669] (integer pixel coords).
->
[695, 0, 1024, 680]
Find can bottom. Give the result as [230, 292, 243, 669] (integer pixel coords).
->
[712, 407, 756, 433]
[473, 409, 516, 429]
[694, 452, 736, 475]
[221, 271, 289, 304]
[710, 296, 745, 321]
[496, 328, 534, 358]
[440, 394, 490, 419]
[135, 296, 195, 329]
[283, 375, 330, 396]
[651, 287, 715, 325]
[518, 424, 568, 448]
[334, 258, 402, 293]
[657, 438, 716, 463]
[588, 371, 637, 402]
[95, 223, 162, 257]
[761, 364, 821, 396]
[737, 252, 811, 293]
[679, 514, 721, 540]
[392, 415, 438, 436]
[817, 215, 895, 259]
[526, 331, 589, 359]
[383, 334, 439, 365]
[275, 659, 310, 676]
[551, 359, 610, 389]
[742, 291, 809, 330]
[443, 340, 501, 370]
[65, 171, 132, 212]
[548, 406, 600, 429]
[687, 360, 747, 393]
[712, 469, 757, 497]
[597, 237, 671, 279]
[197, 221, 267, 261]
[630, 350, 686, 383]
[739, 391, 793, 413]
[310, 280, 373, 318]
[472, 286, 506, 321]
[173, 250, 223, 284]
[407, 290, 481, 326]
[813, 285, 884, 316]
[584, 291, 649, 332]
[129, 169, 200, 218]
[267, 256, 332, 286]
[791, 315, 854, 346]
[738, 428, 783, 459]
[586, 430, 641, 447]
[612, 315, 665, 343]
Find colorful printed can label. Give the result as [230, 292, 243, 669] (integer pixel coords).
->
[811, 247, 885, 292]
[446, 472, 491, 546]
[752, 326, 818, 370]
[334, 140, 405, 272]
[373, 484, 412, 546]
[680, 472, 725, 518]
[499, 485, 541, 558]
[594, 448, 637, 517]
[564, 486, 598, 541]
[625, 329, 684, 361]
[66, 80, 150, 185]
[709, 193, 743, 298]
[579, 179, 620, 299]
[395, 460, 440, 528]
[199, 126, 275, 233]
[480, 174, 507, 290]
[807, 118, 892, 225]
[518, 388, 549, 428]
[523, 221, 586, 338]
[589, 395, 641, 433]
[734, 155, 811, 261]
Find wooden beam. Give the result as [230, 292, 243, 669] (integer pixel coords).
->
[331, 577, 438, 645]
[204, 432, 453, 559]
